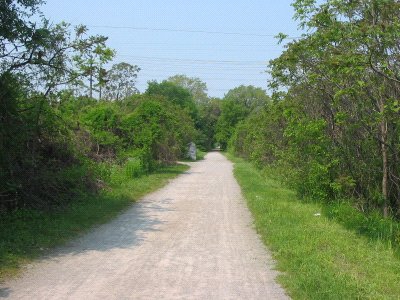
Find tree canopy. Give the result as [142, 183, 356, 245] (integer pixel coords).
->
[226, 0, 400, 218]
[167, 74, 209, 105]
[215, 85, 270, 150]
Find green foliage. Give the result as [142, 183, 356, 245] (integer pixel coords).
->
[104, 62, 140, 101]
[283, 114, 334, 201]
[0, 1, 200, 212]
[229, 155, 400, 299]
[121, 97, 195, 168]
[196, 98, 221, 150]
[216, 85, 270, 150]
[0, 72, 82, 210]
[0, 73, 25, 191]
[124, 157, 143, 178]
[167, 74, 209, 105]
[80, 102, 122, 158]
[228, 0, 400, 218]
[145, 80, 198, 120]
[229, 101, 285, 166]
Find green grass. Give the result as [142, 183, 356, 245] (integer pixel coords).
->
[228, 154, 400, 299]
[0, 163, 189, 281]
[196, 149, 207, 160]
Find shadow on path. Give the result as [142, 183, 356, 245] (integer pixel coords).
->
[40, 196, 175, 259]
[0, 288, 11, 298]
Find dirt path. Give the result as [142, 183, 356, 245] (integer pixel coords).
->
[1, 152, 289, 299]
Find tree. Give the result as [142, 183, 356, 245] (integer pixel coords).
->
[0, 1, 116, 209]
[104, 62, 140, 101]
[224, 85, 270, 111]
[73, 30, 115, 99]
[1, 0, 45, 73]
[167, 74, 209, 105]
[145, 80, 198, 120]
[215, 86, 269, 150]
[266, 0, 400, 216]
[121, 97, 195, 168]
[197, 98, 221, 150]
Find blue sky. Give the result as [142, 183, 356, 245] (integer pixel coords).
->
[41, 0, 303, 97]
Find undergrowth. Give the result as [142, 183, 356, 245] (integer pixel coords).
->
[228, 154, 400, 299]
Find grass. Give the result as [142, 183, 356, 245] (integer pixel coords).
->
[227, 154, 400, 299]
[0, 163, 189, 281]
[196, 149, 207, 160]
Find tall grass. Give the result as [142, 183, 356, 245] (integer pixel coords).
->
[228, 154, 400, 299]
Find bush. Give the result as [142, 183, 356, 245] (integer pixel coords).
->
[323, 201, 400, 251]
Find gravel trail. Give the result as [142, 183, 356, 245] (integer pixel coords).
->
[1, 152, 289, 299]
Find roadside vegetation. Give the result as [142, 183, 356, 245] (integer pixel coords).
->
[214, 1, 400, 297]
[0, 1, 219, 279]
[215, 0, 400, 246]
[3, 0, 400, 296]
[229, 155, 400, 299]
[219, 0, 400, 220]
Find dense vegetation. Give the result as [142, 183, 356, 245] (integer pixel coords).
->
[230, 155, 400, 299]
[2, 0, 400, 289]
[218, 1, 400, 297]
[0, 0, 221, 277]
[224, 0, 400, 224]
[0, 1, 219, 213]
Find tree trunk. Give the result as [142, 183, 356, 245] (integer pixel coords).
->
[89, 63, 93, 99]
[89, 74, 93, 99]
[379, 99, 389, 217]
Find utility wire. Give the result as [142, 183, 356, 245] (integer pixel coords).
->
[86, 24, 301, 39]
[117, 55, 267, 64]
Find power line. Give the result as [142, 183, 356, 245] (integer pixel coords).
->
[87, 24, 301, 39]
[85, 25, 279, 96]
[116, 42, 284, 47]
[116, 55, 267, 65]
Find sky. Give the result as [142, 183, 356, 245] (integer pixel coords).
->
[41, 0, 303, 98]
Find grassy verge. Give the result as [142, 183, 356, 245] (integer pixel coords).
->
[0, 164, 189, 280]
[228, 154, 400, 299]
[196, 149, 207, 160]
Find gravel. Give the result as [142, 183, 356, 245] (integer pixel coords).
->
[1, 152, 289, 299]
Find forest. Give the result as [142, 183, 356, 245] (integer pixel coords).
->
[1, 0, 400, 240]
